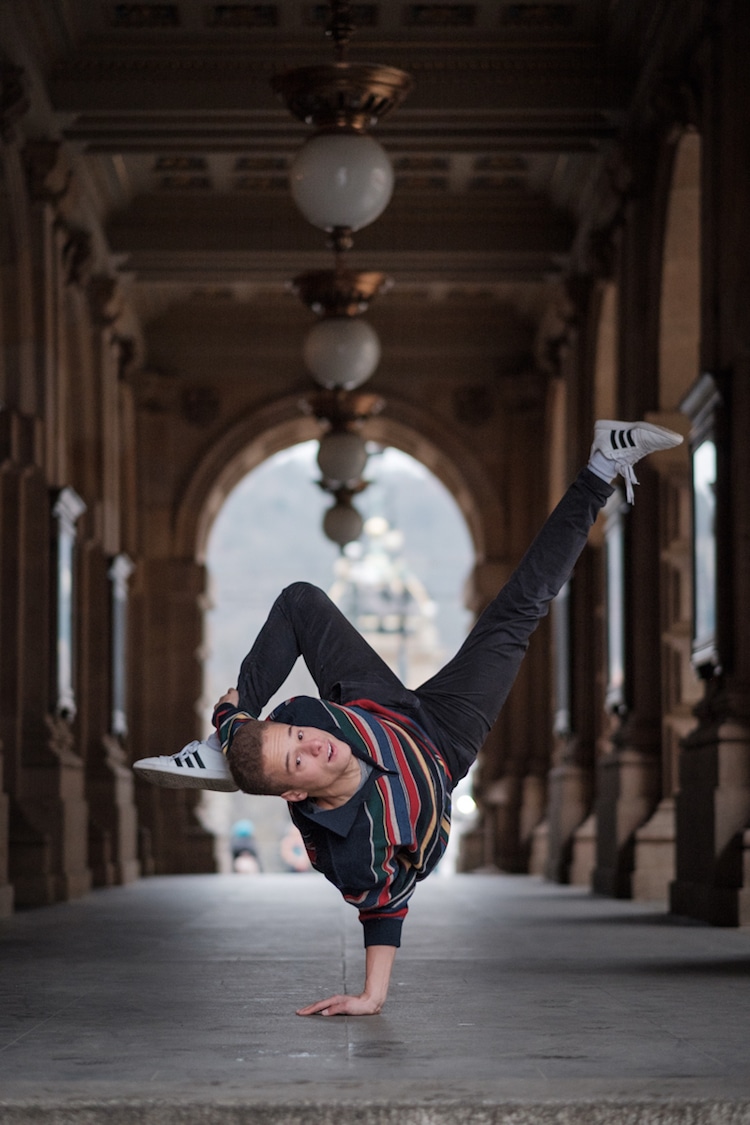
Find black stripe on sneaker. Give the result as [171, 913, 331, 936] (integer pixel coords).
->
[609, 430, 618, 450]
[193, 751, 205, 769]
[625, 429, 636, 447]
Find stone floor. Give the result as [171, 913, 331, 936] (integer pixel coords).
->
[2, 871, 750, 1124]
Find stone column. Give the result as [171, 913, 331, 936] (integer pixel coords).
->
[456, 559, 508, 872]
[78, 544, 141, 887]
[130, 558, 217, 874]
[592, 484, 664, 898]
[536, 279, 607, 886]
[546, 548, 604, 885]
[458, 379, 560, 875]
[9, 471, 92, 905]
[0, 751, 10, 917]
[589, 114, 676, 897]
[670, 1, 750, 926]
[0, 413, 22, 917]
[632, 418, 694, 900]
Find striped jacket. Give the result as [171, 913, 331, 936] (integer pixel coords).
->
[219, 696, 452, 948]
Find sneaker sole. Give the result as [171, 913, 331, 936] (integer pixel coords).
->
[133, 765, 238, 793]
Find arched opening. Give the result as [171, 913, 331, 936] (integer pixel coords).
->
[198, 439, 476, 875]
[176, 394, 506, 566]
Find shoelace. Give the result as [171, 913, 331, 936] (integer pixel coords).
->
[174, 741, 203, 763]
[612, 461, 638, 504]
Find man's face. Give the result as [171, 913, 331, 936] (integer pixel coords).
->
[261, 722, 361, 808]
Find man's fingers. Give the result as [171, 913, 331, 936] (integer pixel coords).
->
[296, 995, 341, 1016]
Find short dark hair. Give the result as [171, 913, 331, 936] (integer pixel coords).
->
[226, 719, 284, 796]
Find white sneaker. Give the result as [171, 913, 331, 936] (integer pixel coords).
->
[591, 419, 683, 504]
[133, 731, 238, 792]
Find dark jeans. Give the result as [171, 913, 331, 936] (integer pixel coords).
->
[238, 468, 613, 787]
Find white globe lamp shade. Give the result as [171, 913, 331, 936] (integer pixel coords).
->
[323, 501, 364, 547]
[304, 317, 381, 390]
[317, 431, 368, 483]
[290, 132, 394, 232]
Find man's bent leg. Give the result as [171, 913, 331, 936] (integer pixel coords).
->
[135, 584, 414, 790]
[237, 582, 412, 716]
[414, 468, 613, 780]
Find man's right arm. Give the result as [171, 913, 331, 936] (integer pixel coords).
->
[295, 943, 397, 1017]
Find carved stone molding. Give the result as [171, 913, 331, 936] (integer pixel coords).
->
[535, 281, 583, 376]
[181, 386, 220, 428]
[44, 712, 79, 763]
[51, 45, 611, 85]
[60, 225, 94, 288]
[127, 368, 180, 414]
[24, 139, 72, 206]
[581, 221, 621, 280]
[650, 76, 702, 136]
[451, 384, 495, 428]
[691, 676, 750, 730]
[112, 334, 136, 381]
[88, 273, 123, 326]
[0, 59, 29, 142]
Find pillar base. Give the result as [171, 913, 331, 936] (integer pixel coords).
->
[529, 819, 549, 876]
[0, 759, 12, 916]
[544, 761, 591, 883]
[519, 773, 546, 865]
[592, 748, 660, 898]
[632, 797, 675, 901]
[570, 812, 597, 886]
[16, 715, 93, 904]
[670, 707, 750, 926]
[0, 885, 13, 917]
[670, 879, 741, 926]
[456, 827, 486, 872]
[88, 736, 141, 887]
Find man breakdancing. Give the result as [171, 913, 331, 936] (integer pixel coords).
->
[134, 420, 682, 1016]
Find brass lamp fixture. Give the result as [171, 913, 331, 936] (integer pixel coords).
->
[320, 482, 369, 547]
[271, 0, 413, 252]
[301, 388, 385, 547]
[300, 388, 385, 487]
[276, 1, 407, 546]
[292, 266, 391, 391]
[294, 271, 388, 545]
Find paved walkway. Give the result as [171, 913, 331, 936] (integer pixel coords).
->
[2, 872, 750, 1124]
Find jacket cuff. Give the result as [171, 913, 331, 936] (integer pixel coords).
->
[361, 914, 403, 948]
[213, 701, 238, 727]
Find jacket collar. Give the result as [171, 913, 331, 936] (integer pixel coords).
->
[291, 758, 385, 837]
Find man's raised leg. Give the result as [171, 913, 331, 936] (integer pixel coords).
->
[414, 468, 611, 780]
[414, 419, 683, 782]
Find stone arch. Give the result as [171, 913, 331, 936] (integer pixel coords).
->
[173, 393, 507, 569]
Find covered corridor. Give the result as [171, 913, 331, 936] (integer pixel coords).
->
[4, 8, 750, 1110]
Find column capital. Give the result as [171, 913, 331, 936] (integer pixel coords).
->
[0, 60, 28, 142]
[24, 139, 72, 206]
